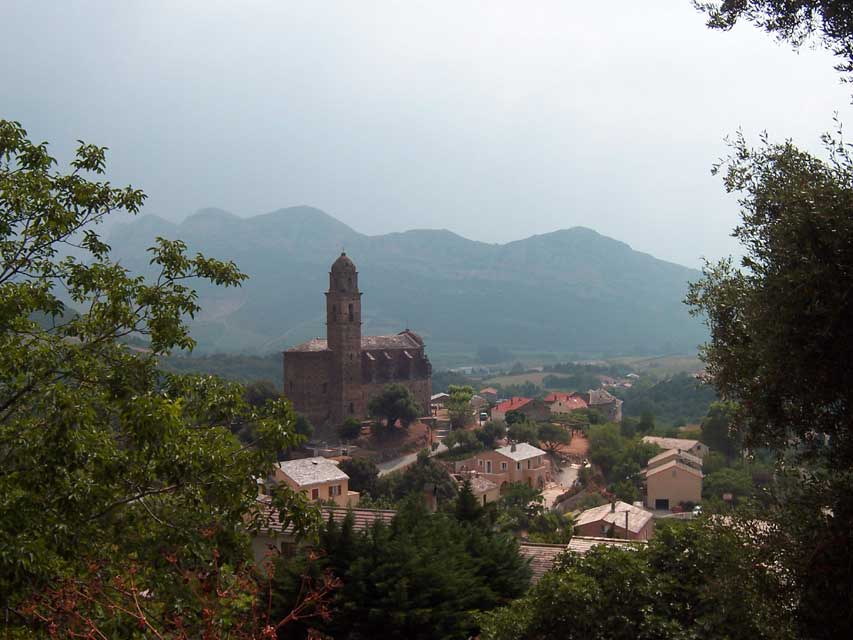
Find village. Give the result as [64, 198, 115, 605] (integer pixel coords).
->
[253, 253, 725, 581]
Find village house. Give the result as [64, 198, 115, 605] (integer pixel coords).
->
[519, 537, 647, 582]
[491, 396, 532, 422]
[273, 457, 359, 508]
[453, 472, 500, 505]
[479, 387, 498, 403]
[644, 449, 704, 511]
[469, 394, 489, 410]
[585, 388, 624, 422]
[543, 391, 588, 417]
[574, 500, 655, 540]
[642, 436, 710, 459]
[466, 442, 550, 490]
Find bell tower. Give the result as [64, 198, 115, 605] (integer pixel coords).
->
[326, 252, 362, 423]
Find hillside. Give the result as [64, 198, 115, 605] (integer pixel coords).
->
[106, 206, 707, 356]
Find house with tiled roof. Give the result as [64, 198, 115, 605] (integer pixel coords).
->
[491, 397, 532, 422]
[544, 391, 589, 416]
[464, 442, 550, 491]
[586, 388, 624, 422]
[479, 387, 498, 403]
[273, 457, 359, 508]
[642, 436, 710, 459]
[519, 537, 648, 582]
[575, 500, 655, 540]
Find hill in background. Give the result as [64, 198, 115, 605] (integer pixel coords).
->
[106, 206, 707, 358]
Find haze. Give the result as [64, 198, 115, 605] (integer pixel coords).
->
[3, 1, 851, 267]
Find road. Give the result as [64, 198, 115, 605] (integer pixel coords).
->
[376, 442, 447, 477]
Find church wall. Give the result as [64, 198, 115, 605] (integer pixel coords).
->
[283, 351, 332, 426]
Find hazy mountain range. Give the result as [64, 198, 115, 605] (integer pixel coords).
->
[105, 206, 707, 358]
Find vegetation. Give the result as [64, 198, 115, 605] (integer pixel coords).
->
[0, 121, 319, 637]
[587, 424, 661, 501]
[374, 450, 458, 503]
[273, 498, 532, 640]
[479, 520, 794, 639]
[446, 384, 475, 429]
[337, 416, 363, 442]
[337, 457, 379, 496]
[615, 372, 717, 426]
[368, 383, 421, 431]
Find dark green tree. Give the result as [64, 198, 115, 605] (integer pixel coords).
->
[338, 457, 380, 496]
[507, 420, 539, 445]
[337, 415, 363, 441]
[244, 378, 279, 407]
[454, 477, 484, 523]
[368, 382, 421, 430]
[0, 120, 317, 636]
[701, 400, 741, 459]
[537, 422, 569, 452]
[475, 420, 506, 448]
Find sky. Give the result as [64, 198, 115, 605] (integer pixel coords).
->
[3, 1, 852, 268]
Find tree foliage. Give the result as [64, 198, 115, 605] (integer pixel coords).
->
[447, 384, 475, 429]
[368, 383, 421, 430]
[0, 121, 316, 635]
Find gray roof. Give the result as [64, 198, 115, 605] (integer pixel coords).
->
[287, 331, 423, 353]
[469, 475, 498, 494]
[495, 442, 547, 461]
[575, 501, 653, 534]
[642, 436, 705, 451]
[647, 448, 703, 469]
[286, 338, 329, 353]
[567, 536, 647, 555]
[644, 459, 704, 479]
[277, 457, 349, 486]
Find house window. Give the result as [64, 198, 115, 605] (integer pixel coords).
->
[311, 488, 319, 500]
[527, 460, 531, 469]
[349, 402, 354, 414]
[486, 460, 492, 473]
[348, 303, 354, 321]
[329, 485, 341, 497]
[478, 459, 483, 468]
[500, 462, 507, 471]
[516, 462, 521, 471]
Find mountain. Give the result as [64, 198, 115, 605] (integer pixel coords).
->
[106, 206, 707, 357]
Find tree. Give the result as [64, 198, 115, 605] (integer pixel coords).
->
[478, 520, 794, 640]
[444, 427, 482, 454]
[696, 0, 853, 80]
[337, 415, 363, 441]
[0, 121, 318, 635]
[447, 383, 475, 429]
[368, 383, 421, 430]
[685, 127, 853, 637]
[504, 409, 526, 425]
[703, 467, 755, 504]
[454, 477, 484, 523]
[338, 457, 379, 496]
[638, 410, 655, 433]
[507, 420, 539, 445]
[701, 401, 741, 459]
[244, 379, 279, 407]
[476, 420, 506, 448]
[538, 422, 570, 452]
[374, 450, 458, 503]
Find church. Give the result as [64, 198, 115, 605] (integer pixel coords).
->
[283, 253, 432, 428]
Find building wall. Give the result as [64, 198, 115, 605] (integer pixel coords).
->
[645, 468, 702, 510]
[273, 469, 359, 508]
[468, 450, 549, 488]
[518, 399, 552, 422]
[283, 351, 332, 427]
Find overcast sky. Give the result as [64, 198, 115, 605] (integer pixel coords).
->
[3, 1, 852, 267]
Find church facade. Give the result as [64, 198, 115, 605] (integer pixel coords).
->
[283, 253, 432, 428]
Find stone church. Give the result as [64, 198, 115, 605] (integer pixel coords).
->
[284, 253, 432, 428]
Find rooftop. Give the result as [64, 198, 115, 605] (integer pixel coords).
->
[575, 501, 653, 534]
[567, 535, 647, 555]
[257, 500, 395, 535]
[286, 337, 329, 353]
[495, 442, 547, 461]
[518, 543, 567, 582]
[644, 459, 704, 479]
[277, 457, 349, 486]
[588, 388, 620, 405]
[647, 448, 703, 469]
[544, 392, 588, 410]
[642, 436, 705, 451]
[286, 331, 424, 354]
[468, 475, 498, 494]
[494, 397, 532, 413]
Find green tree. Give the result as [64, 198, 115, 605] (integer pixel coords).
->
[475, 420, 506, 448]
[0, 121, 317, 635]
[368, 382, 421, 430]
[444, 427, 482, 454]
[337, 415, 363, 441]
[697, 0, 853, 80]
[701, 400, 741, 459]
[338, 456, 380, 496]
[244, 378, 279, 407]
[375, 450, 458, 503]
[504, 409, 526, 425]
[538, 422, 570, 452]
[703, 467, 755, 504]
[507, 420, 539, 445]
[454, 477, 484, 524]
[447, 384, 475, 429]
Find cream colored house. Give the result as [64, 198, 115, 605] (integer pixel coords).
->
[273, 457, 359, 508]
[644, 455, 703, 511]
[467, 442, 549, 491]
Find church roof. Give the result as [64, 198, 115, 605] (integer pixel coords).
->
[286, 338, 329, 353]
[286, 331, 424, 353]
[361, 332, 422, 350]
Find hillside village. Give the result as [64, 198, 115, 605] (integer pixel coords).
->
[251, 253, 753, 585]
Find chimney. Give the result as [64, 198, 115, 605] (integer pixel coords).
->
[511, 442, 517, 452]
[611, 500, 616, 513]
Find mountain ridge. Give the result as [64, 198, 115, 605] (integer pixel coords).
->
[107, 206, 706, 357]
